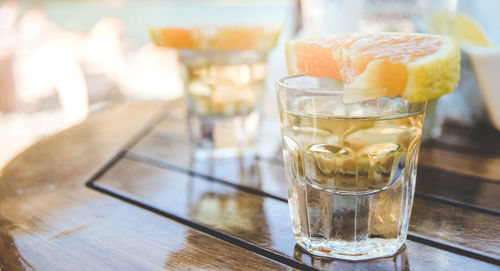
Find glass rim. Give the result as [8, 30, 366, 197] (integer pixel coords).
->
[276, 75, 419, 101]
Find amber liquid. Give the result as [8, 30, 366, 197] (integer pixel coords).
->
[281, 110, 424, 259]
[185, 61, 267, 118]
[181, 52, 267, 159]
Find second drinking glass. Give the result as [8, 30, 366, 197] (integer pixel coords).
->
[150, 26, 281, 159]
[181, 50, 267, 159]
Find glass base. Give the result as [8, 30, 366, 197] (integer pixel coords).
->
[188, 110, 259, 160]
[295, 234, 405, 261]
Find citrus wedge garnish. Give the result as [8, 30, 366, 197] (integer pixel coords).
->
[429, 11, 491, 47]
[150, 25, 282, 52]
[285, 33, 461, 102]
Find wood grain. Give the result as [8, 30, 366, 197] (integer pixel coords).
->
[0, 101, 168, 198]
[95, 157, 499, 270]
[129, 133, 500, 258]
[419, 147, 500, 183]
[416, 166, 499, 213]
[126, 145, 288, 200]
[0, 188, 289, 271]
[425, 123, 500, 157]
[131, 132, 500, 214]
[1, 99, 498, 269]
[0, 101, 290, 270]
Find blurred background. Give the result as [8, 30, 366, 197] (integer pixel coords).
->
[0, 0, 498, 167]
[0, 0, 296, 167]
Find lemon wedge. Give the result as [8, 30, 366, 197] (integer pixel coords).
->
[429, 11, 491, 46]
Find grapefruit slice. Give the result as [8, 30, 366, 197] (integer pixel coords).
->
[150, 25, 282, 52]
[285, 33, 461, 102]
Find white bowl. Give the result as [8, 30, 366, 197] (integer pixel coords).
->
[464, 46, 500, 131]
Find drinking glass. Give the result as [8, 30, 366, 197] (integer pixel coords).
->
[276, 75, 426, 260]
[180, 49, 268, 159]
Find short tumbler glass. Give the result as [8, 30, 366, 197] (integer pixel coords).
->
[276, 75, 426, 260]
[180, 50, 268, 159]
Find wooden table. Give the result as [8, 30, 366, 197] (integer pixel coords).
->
[1, 100, 499, 270]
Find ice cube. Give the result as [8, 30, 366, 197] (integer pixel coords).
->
[304, 144, 358, 191]
[299, 97, 346, 117]
[316, 77, 344, 89]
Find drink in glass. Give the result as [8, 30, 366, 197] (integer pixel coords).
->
[278, 33, 460, 260]
[181, 50, 267, 159]
[150, 26, 281, 159]
[277, 76, 425, 260]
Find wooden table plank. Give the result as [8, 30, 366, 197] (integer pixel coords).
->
[416, 166, 499, 214]
[0, 188, 290, 271]
[0, 101, 169, 198]
[0, 101, 292, 270]
[129, 132, 500, 259]
[424, 123, 500, 157]
[126, 145, 288, 200]
[2, 99, 498, 269]
[419, 147, 500, 183]
[94, 158, 499, 270]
